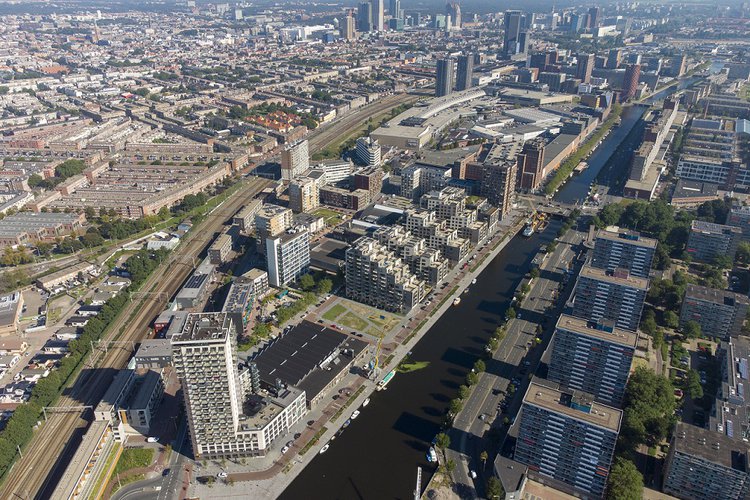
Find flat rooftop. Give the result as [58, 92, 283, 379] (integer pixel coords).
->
[523, 378, 622, 433]
[240, 386, 303, 430]
[691, 219, 742, 235]
[685, 283, 750, 306]
[579, 263, 649, 290]
[595, 228, 658, 249]
[0, 292, 21, 328]
[50, 420, 111, 500]
[672, 421, 749, 470]
[556, 314, 638, 348]
[135, 339, 171, 359]
[172, 312, 232, 344]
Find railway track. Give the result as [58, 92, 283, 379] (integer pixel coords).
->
[0, 176, 272, 500]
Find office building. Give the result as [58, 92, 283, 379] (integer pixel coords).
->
[591, 229, 657, 279]
[435, 58, 455, 97]
[355, 136, 382, 167]
[371, 0, 384, 31]
[606, 49, 621, 69]
[288, 178, 320, 214]
[281, 140, 309, 181]
[663, 422, 750, 500]
[548, 315, 637, 407]
[255, 204, 293, 240]
[726, 204, 750, 241]
[572, 264, 648, 332]
[687, 220, 742, 263]
[345, 236, 426, 313]
[456, 54, 474, 91]
[357, 2, 372, 32]
[503, 10, 524, 59]
[588, 6, 600, 28]
[514, 379, 621, 498]
[575, 53, 595, 84]
[621, 64, 641, 102]
[680, 284, 750, 340]
[266, 230, 311, 287]
[172, 313, 307, 459]
[445, 1, 461, 29]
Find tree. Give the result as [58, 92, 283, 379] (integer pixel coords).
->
[713, 254, 733, 270]
[449, 398, 463, 414]
[620, 367, 676, 452]
[480, 450, 489, 468]
[685, 369, 704, 400]
[505, 307, 516, 320]
[605, 457, 643, 500]
[529, 268, 539, 279]
[473, 359, 486, 373]
[486, 476, 504, 499]
[683, 320, 702, 339]
[466, 372, 479, 386]
[299, 274, 315, 291]
[35, 242, 53, 257]
[737, 242, 750, 265]
[664, 311, 680, 329]
[315, 278, 333, 295]
[84, 206, 96, 220]
[458, 385, 470, 399]
[640, 309, 657, 337]
[435, 432, 450, 449]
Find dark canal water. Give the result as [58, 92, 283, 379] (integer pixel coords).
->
[280, 222, 561, 499]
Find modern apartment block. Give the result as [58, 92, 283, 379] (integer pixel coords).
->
[345, 236, 426, 313]
[233, 199, 263, 233]
[405, 209, 471, 262]
[687, 219, 742, 263]
[254, 204, 293, 240]
[680, 284, 750, 340]
[471, 141, 519, 217]
[355, 136, 382, 167]
[712, 337, 750, 440]
[591, 229, 657, 279]
[435, 58, 455, 97]
[172, 313, 307, 459]
[726, 204, 750, 241]
[288, 177, 320, 213]
[208, 232, 232, 265]
[663, 422, 750, 500]
[281, 140, 309, 181]
[548, 315, 637, 407]
[514, 379, 621, 498]
[266, 230, 311, 288]
[353, 166, 384, 201]
[373, 225, 450, 285]
[572, 264, 648, 332]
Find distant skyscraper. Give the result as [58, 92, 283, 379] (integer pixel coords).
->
[435, 58, 455, 97]
[456, 54, 473, 90]
[575, 53, 594, 83]
[606, 48, 621, 69]
[445, 1, 461, 29]
[342, 10, 356, 40]
[588, 6, 600, 28]
[503, 10, 525, 59]
[358, 2, 372, 32]
[389, 0, 401, 19]
[371, 0, 385, 30]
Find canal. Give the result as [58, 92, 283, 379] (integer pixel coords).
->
[280, 222, 561, 500]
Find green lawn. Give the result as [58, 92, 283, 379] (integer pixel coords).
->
[113, 448, 154, 476]
[338, 312, 369, 331]
[397, 360, 430, 373]
[312, 208, 345, 227]
[322, 304, 346, 321]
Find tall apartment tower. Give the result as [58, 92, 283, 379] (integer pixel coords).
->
[435, 58, 455, 97]
[588, 6, 600, 28]
[687, 219, 742, 263]
[371, 0, 384, 30]
[288, 178, 320, 213]
[575, 53, 595, 83]
[680, 284, 750, 340]
[281, 140, 309, 181]
[516, 138, 545, 191]
[357, 2, 372, 32]
[621, 63, 641, 101]
[572, 264, 648, 332]
[480, 161, 516, 218]
[548, 315, 637, 407]
[606, 48, 621, 69]
[591, 229, 657, 279]
[456, 54, 474, 91]
[503, 10, 524, 59]
[341, 10, 356, 40]
[355, 136, 382, 167]
[514, 379, 621, 498]
[266, 230, 311, 288]
[172, 313, 245, 458]
[389, 0, 401, 18]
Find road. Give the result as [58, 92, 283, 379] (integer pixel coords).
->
[445, 224, 586, 497]
[0, 176, 272, 500]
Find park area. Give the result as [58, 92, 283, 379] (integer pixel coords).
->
[312, 207, 347, 227]
[321, 299, 401, 338]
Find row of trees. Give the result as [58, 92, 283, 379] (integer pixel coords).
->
[28, 159, 87, 190]
[0, 248, 167, 478]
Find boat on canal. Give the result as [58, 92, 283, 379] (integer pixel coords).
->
[319, 443, 330, 454]
[351, 410, 360, 420]
[453, 297, 461, 306]
[362, 398, 370, 407]
[377, 369, 396, 391]
[426, 447, 438, 463]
